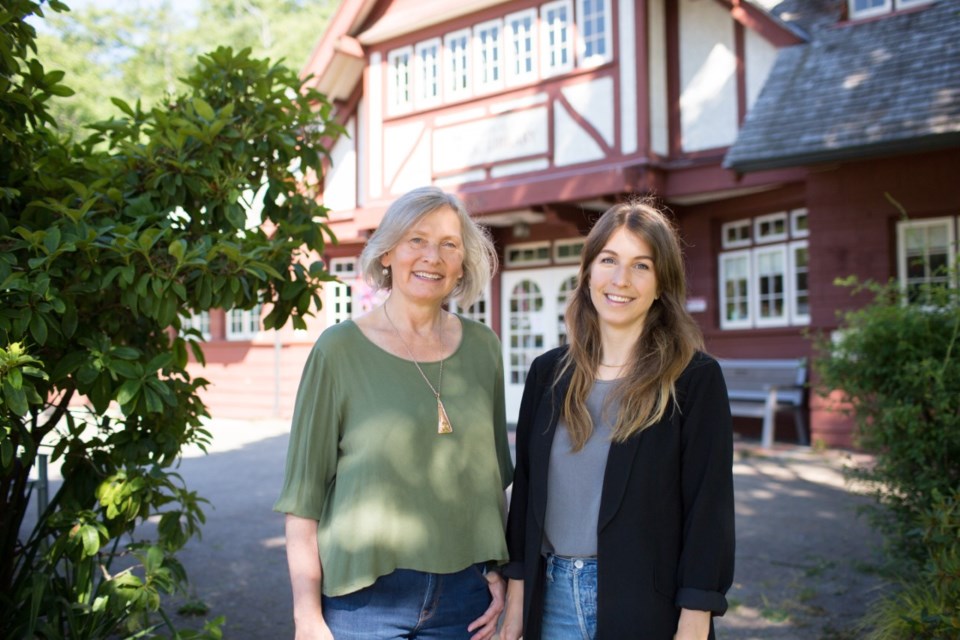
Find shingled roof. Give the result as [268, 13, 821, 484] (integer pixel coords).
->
[724, 0, 960, 173]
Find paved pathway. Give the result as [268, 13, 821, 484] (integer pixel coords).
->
[157, 419, 887, 639]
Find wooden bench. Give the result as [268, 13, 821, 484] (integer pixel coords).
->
[717, 358, 808, 449]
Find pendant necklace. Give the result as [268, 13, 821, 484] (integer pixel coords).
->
[383, 304, 453, 434]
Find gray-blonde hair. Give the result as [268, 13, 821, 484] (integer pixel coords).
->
[358, 186, 497, 307]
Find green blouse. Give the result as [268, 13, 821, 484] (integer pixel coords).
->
[274, 317, 514, 596]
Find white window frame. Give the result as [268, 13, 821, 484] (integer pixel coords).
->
[576, 0, 613, 67]
[540, 0, 574, 78]
[505, 9, 538, 86]
[789, 240, 811, 325]
[848, 0, 891, 19]
[896, 216, 958, 298]
[553, 238, 585, 264]
[449, 284, 492, 325]
[505, 241, 552, 267]
[790, 208, 809, 238]
[226, 304, 262, 340]
[474, 19, 504, 93]
[414, 38, 442, 108]
[387, 46, 413, 115]
[721, 219, 752, 249]
[182, 311, 211, 340]
[719, 250, 753, 330]
[753, 245, 789, 328]
[754, 212, 789, 244]
[444, 29, 472, 101]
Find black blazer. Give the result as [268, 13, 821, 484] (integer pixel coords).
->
[503, 347, 735, 639]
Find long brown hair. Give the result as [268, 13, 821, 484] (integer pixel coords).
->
[557, 198, 704, 450]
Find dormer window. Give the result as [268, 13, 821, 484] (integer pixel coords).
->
[848, 0, 932, 20]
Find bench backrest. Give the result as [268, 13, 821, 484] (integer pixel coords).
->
[718, 358, 807, 405]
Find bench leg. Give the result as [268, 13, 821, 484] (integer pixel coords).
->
[761, 390, 777, 449]
[794, 407, 809, 446]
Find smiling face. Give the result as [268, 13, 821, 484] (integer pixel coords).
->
[380, 205, 465, 307]
[588, 226, 659, 333]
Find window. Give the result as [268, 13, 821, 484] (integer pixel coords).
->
[387, 46, 413, 114]
[541, 0, 574, 77]
[474, 19, 504, 92]
[554, 238, 584, 263]
[415, 39, 441, 108]
[848, 0, 932, 19]
[327, 258, 356, 325]
[576, 0, 612, 66]
[718, 208, 810, 329]
[182, 311, 211, 340]
[897, 217, 958, 303]
[505, 9, 537, 85]
[444, 29, 471, 100]
[226, 304, 262, 340]
[505, 241, 552, 267]
[449, 285, 492, 325]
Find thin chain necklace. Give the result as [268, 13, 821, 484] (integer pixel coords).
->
[383, 304, 453, 434]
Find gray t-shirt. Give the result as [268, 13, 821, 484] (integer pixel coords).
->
[543, 379, 617, 557]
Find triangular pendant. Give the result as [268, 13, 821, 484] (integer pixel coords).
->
[437, 398, 453, 434]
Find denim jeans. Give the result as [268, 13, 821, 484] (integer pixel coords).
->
[321, 563, 491, 639]
[541, 554, 599, 640]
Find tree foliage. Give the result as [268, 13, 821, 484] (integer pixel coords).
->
[35, 0, 338, 139]
[1, 0, 337, 636]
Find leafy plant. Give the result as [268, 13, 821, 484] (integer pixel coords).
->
[1, 0, 338, 636]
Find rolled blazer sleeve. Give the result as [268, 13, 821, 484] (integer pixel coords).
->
[674, 355, 736, 614]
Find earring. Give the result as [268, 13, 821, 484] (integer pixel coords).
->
[382, 267, 389, 277]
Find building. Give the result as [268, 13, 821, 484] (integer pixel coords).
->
[190, 0, 960, 448]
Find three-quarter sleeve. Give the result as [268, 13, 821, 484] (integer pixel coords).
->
[493, 347, 515, 491]
[273, 345, 341, 521]
[674, 356, 736, 614]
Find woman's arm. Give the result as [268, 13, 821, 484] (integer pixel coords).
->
[500, 578, 524, 640]
[674, 607, 710, 640]
[285, 514, 334, 640]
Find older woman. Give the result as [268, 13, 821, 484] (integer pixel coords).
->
[275, 186, 513, 640]
[501, 199, 735, 640]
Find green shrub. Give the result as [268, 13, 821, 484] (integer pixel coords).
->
[814, 276, 960, 562]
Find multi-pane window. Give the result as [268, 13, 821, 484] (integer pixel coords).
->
[577, 0, 612, 65]
[326, 258, 356, 325]
[387, 47, 413, 114]
[506, 241, 552, 267]
[182, 311, 211, 340]
[541, 0, 574, 77]
[554, 239, 585, 263]
[449, 286, 492, 325]
[848, 0, 932, 19]
[474, 19, 504, 92]
[718, 208, 810, 329]
[505, 9, 537, 85]
[897, 217, 958, 303]
[444, 29, 471, 100]
[226, 304, 262, 340]
[415, 39, 441, 107]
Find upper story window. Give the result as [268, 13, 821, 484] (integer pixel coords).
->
[541, 0, 574, 77]
[182, 311, 211, 341]
[385, 0, 614, 116]
[719, 208, 810, 329]
[226, 304, 262, 341]
[577, 0, 612, 66]
[415, 39, 441, 108]
[848, 0, 932, 19]
[505, 9, 537, 86]
[387, 46, 413, 114]
[897, 216, 958, 303]
[474, 19, 504, 92]
[444, 29, 471, 101]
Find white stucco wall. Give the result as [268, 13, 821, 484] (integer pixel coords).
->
[678, 0, 738, 152]
[647, 0, 668, 156]
[744, 27, 778, 110]
[324, 118, 357, 213]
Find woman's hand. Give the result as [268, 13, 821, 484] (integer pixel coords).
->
[673, 607, 710, 640]
[294, 615, 335, 640]
[499, 578, 524, 640]
[467, 570, 506, 640]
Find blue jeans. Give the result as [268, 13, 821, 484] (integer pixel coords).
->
[321, 564, 491, 639]
[542, 554, 598, 640]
